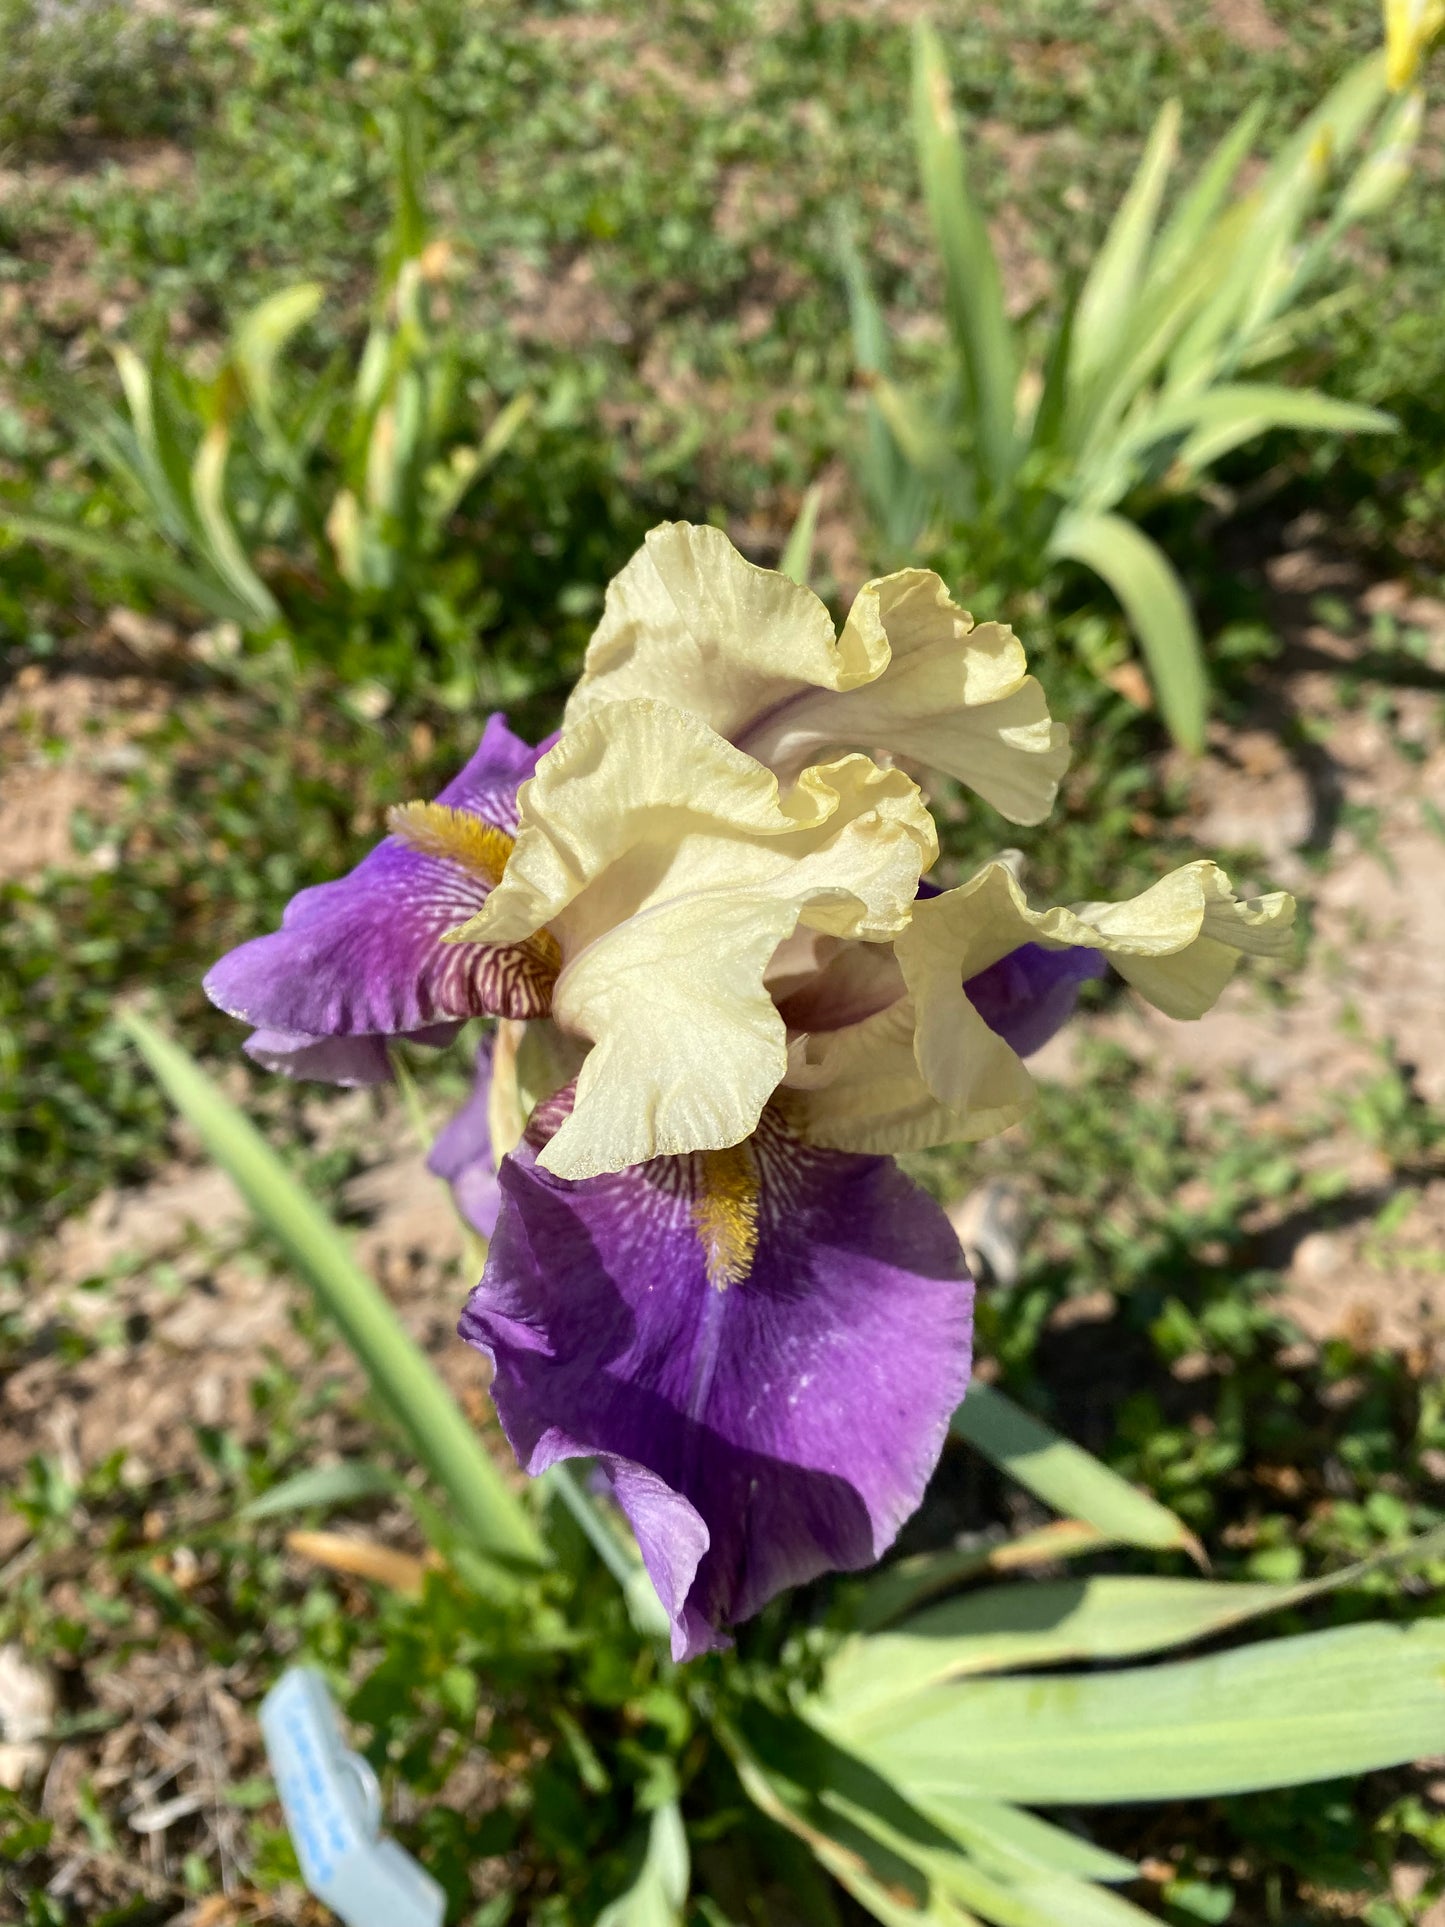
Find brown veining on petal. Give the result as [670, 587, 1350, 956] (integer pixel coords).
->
[390, 800, 563, 1013]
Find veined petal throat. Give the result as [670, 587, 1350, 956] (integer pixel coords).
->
[389, 799, 563, 1013]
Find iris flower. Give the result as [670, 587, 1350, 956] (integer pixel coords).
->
[207, 523, 1294, 1659]
[204, 712, 554, 1081]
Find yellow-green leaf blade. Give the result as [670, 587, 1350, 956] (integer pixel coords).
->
[1048, 509, 1207, 752]
[124, 1013, 546, 1568]
[855, 1620, 1445, 1804]
[951, 1383, 1201, 1557]
[1072, 100, 1180, 386]
[912, 22, 1017, 494]
[829, 1525, 1445, 1727]
[825, 1577, 1297, 1726]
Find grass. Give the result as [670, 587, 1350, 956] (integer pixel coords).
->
[3, 0, 1445, 1922]
[3, 3, 1440, 554]
[5, 1039, 1444, 1923]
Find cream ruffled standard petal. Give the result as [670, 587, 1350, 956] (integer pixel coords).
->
[564, 522, 1069, 826]
[892, 859, 1296, 1141]
[448, 698, 937, 1179]
[747, 568, 1070, 826]
[565, 521, 884, 738]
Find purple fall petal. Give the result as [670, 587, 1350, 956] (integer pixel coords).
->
[921, 872, 1106, 1058]
[965, 942, 1108, 1058]
[244, 1024, 460, 1085]
[205, 715, 549, 1074]
[460, 1105, 973, 1661]
[427, 1036, 503, 1238]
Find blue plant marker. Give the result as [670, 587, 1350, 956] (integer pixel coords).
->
[260, 1668, 446, 1927]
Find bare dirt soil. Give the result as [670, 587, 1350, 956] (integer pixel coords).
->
[1044, 540, 1445, 1354]
[5, 1090, 496, 1536]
